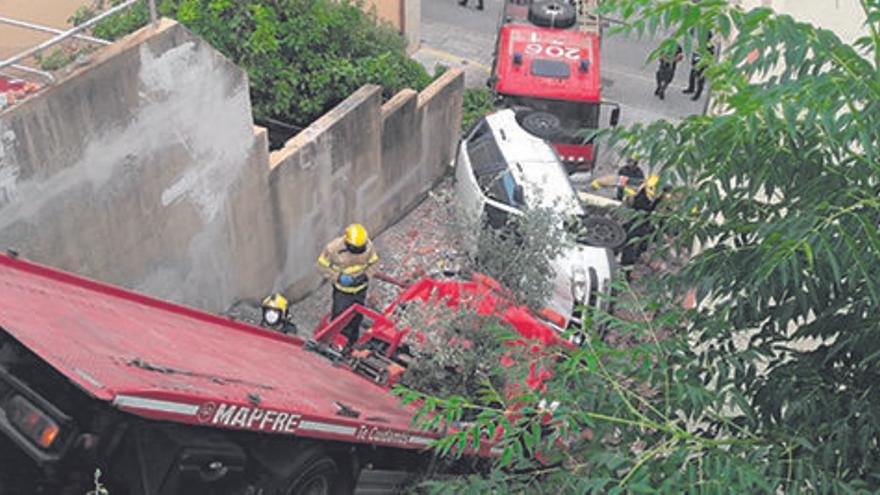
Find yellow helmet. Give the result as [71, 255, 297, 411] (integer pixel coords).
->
[344, 223, 368, 248]
[261, 293, 289, 326]
[642, 175, 660, 200]
[261, 293, 289, 312]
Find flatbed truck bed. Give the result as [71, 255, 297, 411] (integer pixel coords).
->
[0, 254, 453, 494]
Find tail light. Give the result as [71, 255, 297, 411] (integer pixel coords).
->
[5, 395, 60, 449]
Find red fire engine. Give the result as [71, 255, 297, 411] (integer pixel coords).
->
[490, 0, 620, 172]
[0, 254, 566, 494]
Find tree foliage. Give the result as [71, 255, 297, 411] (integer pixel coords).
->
[395, 300, 510, 401]
[409, 0, 880, 492]
[73, 0, 431, 127]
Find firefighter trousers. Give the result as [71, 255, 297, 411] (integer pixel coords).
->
[332, 287, 367, 347]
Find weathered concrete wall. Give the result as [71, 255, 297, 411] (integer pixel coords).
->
[0, 20, 278, 311]
[268, 68, 464, 299]
[0, 18, 463, 311]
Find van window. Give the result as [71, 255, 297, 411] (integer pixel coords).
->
[465, 120, 521, 208]
[467, 118, 490, 141]
[467, 127, 505, 178]
[485, 170, 518, 207]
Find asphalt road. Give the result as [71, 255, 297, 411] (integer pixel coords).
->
[413, 0, 707, 176]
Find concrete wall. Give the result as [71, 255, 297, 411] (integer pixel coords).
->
[0, 19, 463, 311]
[0, 20, 278, 311]
[268, 68, 464, 299]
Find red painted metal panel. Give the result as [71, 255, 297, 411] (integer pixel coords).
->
[552, 142, 594, 164]
[494, 24, 601, 103]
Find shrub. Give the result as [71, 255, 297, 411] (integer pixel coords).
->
[460, 87, 496, 134]
[73, 0, 431, 128]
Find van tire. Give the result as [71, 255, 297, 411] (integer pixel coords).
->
[528, 1, 577, 29]
[578, 217, 627, 249]
[517, 111, 562, 139]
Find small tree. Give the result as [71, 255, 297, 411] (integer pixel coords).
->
[470, 205, 568, 311]
[394, 300, 510, 402]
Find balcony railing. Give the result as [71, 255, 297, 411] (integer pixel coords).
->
[0, 0, 156, 84]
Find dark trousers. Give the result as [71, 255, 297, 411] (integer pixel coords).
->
[332, 287, 367, 347]
[621, 218, 652, 267]
[654, 68, 674, 98]
[684, 68, 705, 98]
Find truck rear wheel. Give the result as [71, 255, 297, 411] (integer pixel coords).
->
[528, 1, 577, 29]
[267, 446, 353, 495]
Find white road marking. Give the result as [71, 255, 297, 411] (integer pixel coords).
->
[417, 46, 492, 73]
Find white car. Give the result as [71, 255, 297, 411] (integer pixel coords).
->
[454, 109, 623, 333]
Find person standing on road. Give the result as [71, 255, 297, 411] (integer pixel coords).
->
[458, 0, 484, 10]
[654, 43, 683, 100]
[683, 32, 715, 101]
[317, 224, 380, 352]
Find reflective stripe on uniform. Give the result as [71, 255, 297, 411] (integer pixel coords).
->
[341, 264, 369, 275]
[334, 283, 368, 293]
[318, 255, 331, 267]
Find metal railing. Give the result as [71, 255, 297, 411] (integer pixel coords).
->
[0, 0, 157, 84]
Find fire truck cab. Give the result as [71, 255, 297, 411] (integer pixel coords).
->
[490, 0, 620, 172]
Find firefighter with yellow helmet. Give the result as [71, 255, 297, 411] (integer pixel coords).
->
[260, 293, 298, 335]
[590, 155, 665, 268]
[317, 224, 380, 350]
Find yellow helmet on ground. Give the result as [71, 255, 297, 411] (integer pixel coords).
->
[344, 223, 368, 248]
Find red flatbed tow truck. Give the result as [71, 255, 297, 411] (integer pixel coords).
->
[0, 254, 565, 494]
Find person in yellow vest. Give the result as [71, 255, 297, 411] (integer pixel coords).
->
[317, 224, 380, 350]
[590, 158, 664, 268]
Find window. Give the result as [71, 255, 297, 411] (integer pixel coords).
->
[530, 59, 571, 79]
[466, 124, 516, 205]
[485, 170, 519, 207]
[467, 130, 504, 174]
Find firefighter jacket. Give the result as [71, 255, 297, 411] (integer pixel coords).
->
[317, 236, 379, 293]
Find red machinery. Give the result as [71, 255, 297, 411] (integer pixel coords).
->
[308, 272, 572, 387]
